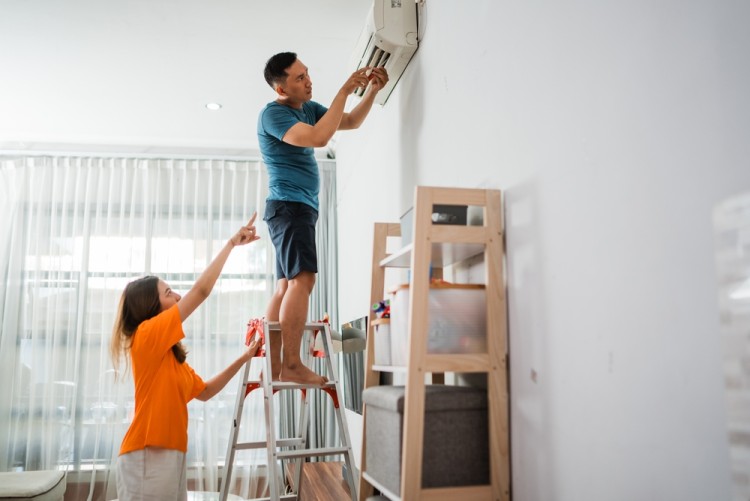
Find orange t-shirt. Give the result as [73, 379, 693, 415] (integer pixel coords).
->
[119, 305, 206, 455]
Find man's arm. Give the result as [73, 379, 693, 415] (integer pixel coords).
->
[339, 67, 389, 130]
[282, 68, 372, 148]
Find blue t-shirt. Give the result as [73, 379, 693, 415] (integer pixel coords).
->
[257, 101, 328, 210]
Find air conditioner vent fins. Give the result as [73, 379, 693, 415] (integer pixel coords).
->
[354, 47, 392, 98]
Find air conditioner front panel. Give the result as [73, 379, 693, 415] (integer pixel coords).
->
[373, 0, 385, 30]
[350, 0, 418, 105]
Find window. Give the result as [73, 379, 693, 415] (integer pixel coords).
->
[1, 155, 272, 473]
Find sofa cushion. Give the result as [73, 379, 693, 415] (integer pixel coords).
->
[0, 470, 66, 501]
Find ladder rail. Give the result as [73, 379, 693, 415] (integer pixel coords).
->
[320, 319, 358, 500]
[290, 388, 310, 496]
[262, 323, 282, 500]
[220, 354, 254, 501]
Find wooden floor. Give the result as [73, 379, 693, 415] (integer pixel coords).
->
[289, 461, 352, 501]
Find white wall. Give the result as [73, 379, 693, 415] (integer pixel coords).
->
[336, 1, 749, 499]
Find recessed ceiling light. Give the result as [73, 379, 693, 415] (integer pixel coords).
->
[205, 102, 222, 111]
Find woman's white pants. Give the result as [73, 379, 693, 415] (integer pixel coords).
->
[117, 447, 187, 501]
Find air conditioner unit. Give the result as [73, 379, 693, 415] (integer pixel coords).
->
[351, 0, 419, 105]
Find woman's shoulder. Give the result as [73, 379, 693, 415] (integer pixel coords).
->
[140, 304, 180, 328]
[134, 305, 183, 346]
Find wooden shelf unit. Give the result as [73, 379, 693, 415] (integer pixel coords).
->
[358, 186, 510, 501]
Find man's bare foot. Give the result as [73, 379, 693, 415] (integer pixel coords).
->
[268, 358, 281, 381]
[260, 371, 282, 382]
[280, 362, 328, 386]
[264, 361, 280, 381]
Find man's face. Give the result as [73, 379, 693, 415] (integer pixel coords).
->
[279, 59, 312, 102]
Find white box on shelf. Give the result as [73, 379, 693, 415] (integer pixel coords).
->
[389, 283, 487, 366]
[372, 320, 392, 365]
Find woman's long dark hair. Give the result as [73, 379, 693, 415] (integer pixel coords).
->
[111, 276, 187, 378]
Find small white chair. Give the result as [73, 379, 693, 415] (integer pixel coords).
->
[0, 470, 66, 501]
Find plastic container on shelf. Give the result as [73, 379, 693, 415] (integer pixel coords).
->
[371, 319, 392, 365]
[389, 283, 487, 365]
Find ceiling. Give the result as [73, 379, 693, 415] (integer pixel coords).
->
[0, 0, 372, 156]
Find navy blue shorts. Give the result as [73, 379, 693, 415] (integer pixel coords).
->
[263, 200, 318, 280]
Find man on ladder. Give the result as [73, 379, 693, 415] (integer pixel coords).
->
[256, 51, 388, 386]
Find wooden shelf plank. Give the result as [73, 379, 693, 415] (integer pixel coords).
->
[429, 224, 489, 244]
[422, 186, 490, 206]
[422, 353, 492, 373]
[380, 241, 486, 268]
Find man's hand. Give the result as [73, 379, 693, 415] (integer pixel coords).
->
[367, 67, 389, 92]
[341, 67, 371, 95]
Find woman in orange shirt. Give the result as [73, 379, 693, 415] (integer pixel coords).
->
[111, 213, 262, 501]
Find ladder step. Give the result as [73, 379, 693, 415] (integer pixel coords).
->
[243, 380, 339, 390]
[236, 437, 305, 450]
[275, 446, 350, 460]
[245, 379, 338, 389]
[265, 321, 329, 332]
[245, 379, 338, 390]
[269, 381, 338, 391]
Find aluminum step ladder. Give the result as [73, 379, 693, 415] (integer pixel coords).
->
[220, 319, 358, 501]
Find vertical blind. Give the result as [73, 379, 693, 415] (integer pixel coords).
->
[0, 154, 339, 499]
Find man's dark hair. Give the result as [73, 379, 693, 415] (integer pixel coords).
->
[264, 52, 298, 89]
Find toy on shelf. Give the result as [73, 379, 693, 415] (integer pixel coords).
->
[372, 299, 390, 319]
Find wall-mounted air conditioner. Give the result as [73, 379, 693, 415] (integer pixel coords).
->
[351, 0, 419, 105]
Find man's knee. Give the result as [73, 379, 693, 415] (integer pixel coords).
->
[289, 272, 316, 293]
[274, 279, 289, 297]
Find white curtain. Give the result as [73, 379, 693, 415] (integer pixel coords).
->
[272, 161, 342, 477]
[307, 163, 342, 458]
[0, 153, 338, 499]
